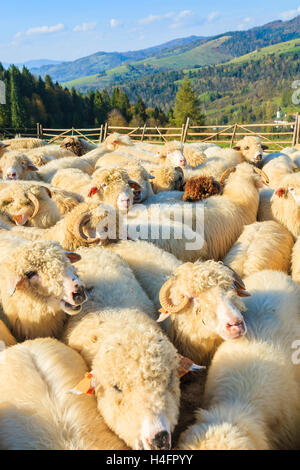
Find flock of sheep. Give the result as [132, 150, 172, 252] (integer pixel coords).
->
[0, 131, 300, 450]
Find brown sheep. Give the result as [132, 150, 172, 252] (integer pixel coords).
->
[183, 176, 222, 201]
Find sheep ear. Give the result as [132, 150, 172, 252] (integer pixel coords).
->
[233, 146, 241, 151]
[128, 180, 141, 191]
[6, 273, 23, 297]
[88, 187, 98, 197]
[65, 252, 81, 263]
[69, 371, 97, 396]
[262, 145, 269, 150]
[178, 355, 205, 378]
[146, 171, 155, 180]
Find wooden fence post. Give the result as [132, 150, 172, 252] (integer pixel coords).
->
[36, 123, 40, 138]
[183, 117, 190, 143]
[297, 113, 300, 146]
[180, 124, 185, 143]
[141, 123, 146, 142]
[293, 113, 299, 146]
[103, 122, 108, 141]
[39, 124, 43, 138]
[230, 123, 238, 148]
[99, 124, 103, 143]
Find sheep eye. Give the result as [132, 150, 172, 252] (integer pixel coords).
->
[113, 384, 122, 393]
[245, 146, 249, 150]
[1, 200, 12, 207]
[289, 188, 295, 192]
[25, 271, 38, 279]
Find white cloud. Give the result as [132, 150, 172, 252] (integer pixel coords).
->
[73, 22, 96, 32]
[110, 18, 122, 28]
[170, 10, 193, 28]
[25, 24, 64, 36]
[279, 6, 300, 21]
[139, 12, 173, 25]
[243, 17, 252, 23]
[207, 11, 220, 22]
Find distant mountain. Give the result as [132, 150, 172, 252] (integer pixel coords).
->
[2, 59, 62, 69]
[59, 15, 300, 92]
[30, 36, 203, 83]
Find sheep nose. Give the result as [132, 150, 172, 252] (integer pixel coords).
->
[150, 431, 171, 450]
[7, 172, 17, 179]
[72, 285, 87, 305]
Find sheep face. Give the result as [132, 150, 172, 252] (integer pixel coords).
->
[0, 184, 60, 228]
[104, 133, 133, 151]
[89, 168, 140, 212]
[157, 142, 187, 168]
[159, 261, 247, 358]
[0, 151, 38, 180]
[60, 137, 84, 156]
[92, 319, 180, 450]
[234, 137, 268, 165]
[1, 241, 87, 321]
[148, 166, 184, 194]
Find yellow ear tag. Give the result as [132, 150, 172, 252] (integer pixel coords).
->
[69, 372, 96, 395]
[157, 308, 171, 323]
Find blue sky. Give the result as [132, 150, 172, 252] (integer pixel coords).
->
[1, 1, 300, 63]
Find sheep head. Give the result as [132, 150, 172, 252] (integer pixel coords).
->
[83, 309, 180, 450]
[89, 168, 141, 212]
[0, 151, 38, 180]
[104, 132, 133, 151]
[0, 183, 58, 228]
[2, 240, 87, 318]
[158, 261, 248, 356]
[157, 141, 187, 168]
[274, 173, 300, 205]
[60, 136, 84, 156]
[148, 166, 184, 194]
[234, 136, 268, 165]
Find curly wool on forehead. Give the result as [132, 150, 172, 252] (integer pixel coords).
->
[238, 136, 262, 147]
[160, 141, 183, 157]
[97, 323, 178, 400]
[280, 173, 300, 189]
[154, 166, 180, 185]
[174, 260, 234, 294]
[93, 168, 130, 186]
[12, 240, 72, 277]
[105, 133, 133, 147]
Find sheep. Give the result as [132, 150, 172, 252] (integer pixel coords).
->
[147, 166, 185, 194]
[0, 151, 39, 180]
[64, 302, 180, 450]
[257, 188, 274, 222]
[223, 221, 294, 278]
[265, 173, 300, 239]
[25, 144, 75, 160]
[0, 338, 128, 450]
[261, 154, 295, 188]
[104, 133, 159, 164]
[132, 163, 266, 262]
[53, 164, 151, 204]
[60, 136, 97, 156]
[0, 319, 16, 347]
[3, 137, 45, 150]
[179, 270, 300, 450]
[156, 141, 205, 168]
[0, 182, 61, 228]
[233, 136, 268, 165]
[0, 233, 87, 341]
[0, 150, 95, 183]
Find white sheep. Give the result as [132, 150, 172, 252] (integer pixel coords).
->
[104, 133, 160, 164]
[0, 319, 16, 347]
[0, 338, 128, 450]
[261, 154, 295, 189]
[0, 233, 87, 341]
[291, 236, 300, 285]
[3, 137, 45, 150]
[179, 270, 300, 450]
[223, 221, 294, 278]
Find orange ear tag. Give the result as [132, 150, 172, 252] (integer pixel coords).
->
[178, 354, 206, 378]
[157, 308, 171, 323]
[69, 372, 96, 395]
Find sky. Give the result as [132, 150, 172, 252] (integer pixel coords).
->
[1, 0, 300, 63]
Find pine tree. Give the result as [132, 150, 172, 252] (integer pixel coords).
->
[10, 65, 27, 128]
[173, 78, 205, 126]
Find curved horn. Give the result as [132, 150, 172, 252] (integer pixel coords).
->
[219, 167, 236, 185]
[27, 191, 40, 219]
[159, 278, 190, 314]
[225, 265, 246, 291]
[253, 167, 269, 184]
[73, 213, 100, 244]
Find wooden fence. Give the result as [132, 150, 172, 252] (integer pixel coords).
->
[1, 114, 300, 151]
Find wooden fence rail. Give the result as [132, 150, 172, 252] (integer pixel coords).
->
[1, 115, 299, 151]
